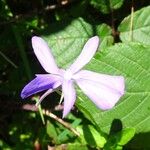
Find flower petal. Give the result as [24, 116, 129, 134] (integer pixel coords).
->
[32, 36, 59, 74]
[36, 89, 53, 106]
[73, 70, 125, 95]
[69, 36, 100, 74]
[62, 80, 76, 118]
[21, 74, 61, 99]
[76, 78, 124, 110]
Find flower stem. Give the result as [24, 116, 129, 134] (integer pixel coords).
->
[32, 96, 45, 125]
[11, 25, 32, 79]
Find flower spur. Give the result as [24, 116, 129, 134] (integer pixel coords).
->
[21, 36, 125, 118]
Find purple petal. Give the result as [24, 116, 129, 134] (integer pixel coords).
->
[76, 76, 125, 110]
[21, 74, 61, 99]
[69, 36, 100, 74]
[32, 36, 59, 74]
[73, 70, 125, 95]
[62, 80, 76, 118]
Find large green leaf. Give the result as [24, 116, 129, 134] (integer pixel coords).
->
[42, 18, 150, 134]
[118, 6, 150, 45]
[77, 43, 150, 134]
[43, 18, 113, 68]
[90, 0, 124, 14]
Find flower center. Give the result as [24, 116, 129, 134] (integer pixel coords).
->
[63, 70, 73, 80]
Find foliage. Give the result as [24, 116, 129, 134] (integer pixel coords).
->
[119, 6, 150, 45]
[90, 0, 124, 14]
[0, 0, 150, 149]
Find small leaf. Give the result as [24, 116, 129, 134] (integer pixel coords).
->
[90, 0, 124, 14]
[117, 128, 135, 145]
[46, 121, 58, 143]
[96, 24, 114, 49]
[67, 143, 88, 150]
[118, 6, 150, 45]
[76, 125, 106, 148]
[57, 118, 81, 143]
[48, 143, 88, 150]
[104, 128, 135, 149]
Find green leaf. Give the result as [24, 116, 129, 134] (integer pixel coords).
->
[0, 0, 13, 18]
[90, 0, 124, 14]
[66, 143, 88, 150]
[57, 117, 81, 143]
[104, 128, 135, 149]
[48, 143, 88, 150]
[46, 121, 58, 143]
[117, 128, 135, 145]
[96, 24, 114, 49]
[43, 19, 92, 68]
[42, 18, 150, 135]
[118, 6, 150, 45]
[76, 125, 106, 148]
[77, 43, 150, 134]
[43, 18, 113, 68]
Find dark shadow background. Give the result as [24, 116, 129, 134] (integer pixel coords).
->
[0, 0, 150, 149]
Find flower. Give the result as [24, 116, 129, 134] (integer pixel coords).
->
[21, 36, 125, 118]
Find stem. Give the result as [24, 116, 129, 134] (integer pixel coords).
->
[111, 8, 115, 37]
[59, 92, 64, 104]
[43, 109, 80, 136]
[32, 96, 45, 125]
[130, 0, 134, 41]
[12, 25, 32, 79]
[22, 104, 80, 136]
[108, 0, 116, 39]
[0, 50, 18, 68]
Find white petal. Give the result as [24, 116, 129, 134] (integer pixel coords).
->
[69, 36, 100, 73]
[32, 36, 59, 74]
[74, 70, 125, 95]
[76, 78, 124, 110]
[62, 80, 76, 118]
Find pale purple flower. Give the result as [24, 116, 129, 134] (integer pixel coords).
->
[21, 36, 125, 118]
